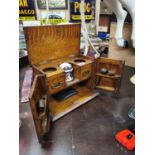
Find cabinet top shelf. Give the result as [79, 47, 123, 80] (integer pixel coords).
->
[96, 73, 121, 79]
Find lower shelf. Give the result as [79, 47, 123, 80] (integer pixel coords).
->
[49, 85, 99, 121]
[96, 85, 115, 91]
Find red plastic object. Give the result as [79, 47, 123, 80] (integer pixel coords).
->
[115, 129, 135, 151]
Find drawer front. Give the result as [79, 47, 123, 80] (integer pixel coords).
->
[47, 74, 65, 94]
[73, 66, 80, 79]
[80, 64, 92, 80]
[48, 73, 65, 83]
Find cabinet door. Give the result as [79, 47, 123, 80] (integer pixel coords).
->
[29, 74, 50, 144]
[95, 58, 125, 92]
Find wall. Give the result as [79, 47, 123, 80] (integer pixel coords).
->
[33, 0, 91, 31]
[108, 22, 135, 68]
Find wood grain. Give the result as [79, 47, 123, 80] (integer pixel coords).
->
[29, 74, 50, 143]
[97, 57, 124, 76]
[24, 24, 81, 65]
[95, 57, 125, 92]
[48, 84, 99, 121]
[34, 55, 94, 95]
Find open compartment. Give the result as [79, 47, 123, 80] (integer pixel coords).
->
[43, 67, 57, 73]
[74, 58, 86, 63]
[49, 82, 99, 121]
[95, 58, 125, 92]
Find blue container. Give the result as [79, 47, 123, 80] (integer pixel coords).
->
[98, 32, 107, 39]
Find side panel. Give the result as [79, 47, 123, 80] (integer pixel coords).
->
[29, 74, 50, 144]
[31, 65, 45, 82]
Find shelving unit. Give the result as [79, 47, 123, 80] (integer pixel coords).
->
[95, 57, 125, 92]
[96, 73, 121, 79]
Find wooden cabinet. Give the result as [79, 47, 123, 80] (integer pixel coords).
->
[24, 24, 124, 144]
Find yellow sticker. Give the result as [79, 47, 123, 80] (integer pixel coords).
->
[71, 15, 92, 20]
[19, 16, 36, 20]
[41, 19, 67, 24]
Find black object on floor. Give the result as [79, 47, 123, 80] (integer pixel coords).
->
[128, 122, 135, 134]
[52, 87, 77, 101]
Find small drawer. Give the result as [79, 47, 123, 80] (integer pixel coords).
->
[48, 80, 65, 94]
[48, 73, 65, 83]
[73, 65, 80, 79]
[80, 64, 92, 80]
[47, 73, 65, 94]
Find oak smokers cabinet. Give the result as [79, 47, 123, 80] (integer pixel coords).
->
[24, 24, 125, 144]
